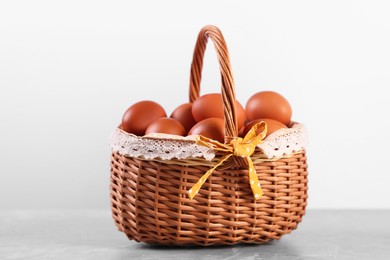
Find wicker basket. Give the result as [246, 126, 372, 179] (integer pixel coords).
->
[110, 25, 308, 246]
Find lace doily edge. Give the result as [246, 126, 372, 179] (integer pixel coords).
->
[109, 123, 307, 161]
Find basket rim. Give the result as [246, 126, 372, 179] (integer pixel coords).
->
[110, 122, 307, 161]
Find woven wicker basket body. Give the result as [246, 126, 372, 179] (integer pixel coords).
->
[110, 25, 308, 246]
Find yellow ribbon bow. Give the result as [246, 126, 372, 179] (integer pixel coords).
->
[188, 122, 267, 200]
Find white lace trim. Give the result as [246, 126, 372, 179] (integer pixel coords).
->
[109, 130, 215, 160]
[257, 123, 307, 158]
[109, 123, 307, 160]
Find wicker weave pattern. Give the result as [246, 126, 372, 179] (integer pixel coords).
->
[110, 25, 308, 245]
[110, 152, 308, 245]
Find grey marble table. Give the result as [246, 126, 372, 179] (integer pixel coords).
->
[0, 210, 389, 260]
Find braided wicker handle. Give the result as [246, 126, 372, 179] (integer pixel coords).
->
[189, 25, 238, 142]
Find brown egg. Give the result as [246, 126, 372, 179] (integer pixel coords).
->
[192, 93, 246, 130]
[170, 103, 196, 134]
[245, 91, 292, 125]
[239, 118, 287, 137]
[145, 117, 186, 136]
[188, 118, 225, 143]
[122, 100, 166, 136]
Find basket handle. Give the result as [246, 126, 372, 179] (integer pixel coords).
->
[189, 25, 238, 143]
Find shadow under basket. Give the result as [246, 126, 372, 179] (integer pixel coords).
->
[109, 25, 308, 246]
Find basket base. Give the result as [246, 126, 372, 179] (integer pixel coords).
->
[110, 152, 308, 246]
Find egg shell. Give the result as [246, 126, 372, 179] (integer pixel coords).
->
[188, 118, 225, 143]
[191, 93, 246, 130]
[245, 91, 292, 125]
[145, 117, 186, 136]
[239, 118, 287, 138]
[122, 100, 166, 136]
[170, 103, 197, 134]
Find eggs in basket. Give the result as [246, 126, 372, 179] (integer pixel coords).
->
[120, 91, 292, 142]
[110, 25, 308, 246]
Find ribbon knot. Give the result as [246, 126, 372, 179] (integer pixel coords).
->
[188, 122, 268, 200]
[231, 137, 257, 157]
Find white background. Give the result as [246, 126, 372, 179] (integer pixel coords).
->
[1, 0, 389, 210]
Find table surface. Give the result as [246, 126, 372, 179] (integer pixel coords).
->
[0, 210, 389, 260]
